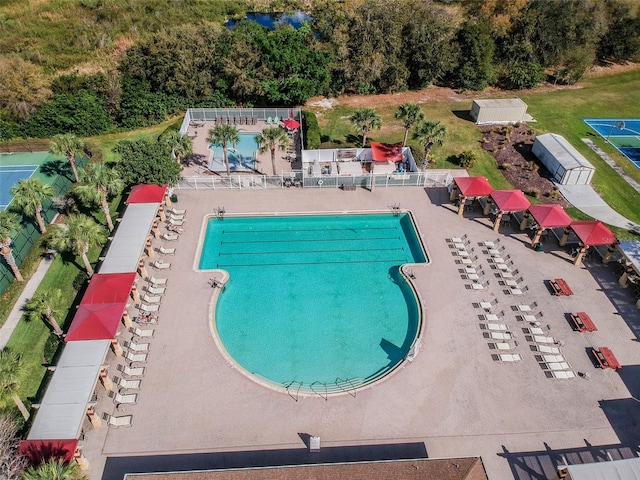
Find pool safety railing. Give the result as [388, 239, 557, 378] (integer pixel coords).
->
[283, 378, 364, 401]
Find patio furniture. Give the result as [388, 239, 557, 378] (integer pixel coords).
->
[550, 278, 573, 296]
[108, 391, 138, 404]
[478, 311, 504, 321]
[151, 260, 171, 270]
[476, 299, 499, 311]
[485, 246, 506, 256]
[168, 218, 186, 227]
[540, 361, 571, 371]
[512, 302, 537, 312]
[526, 334, 558, 344]
[466, 281, 489, 290]
[546, 370, 576, 379]
[569, 312, 597, 332]
[149, 276, 168, 286]
[168, 213, 185, 222]
[117, 363, 146, 377]
[485, 331, 514, 340]
[535, 354, 566, 363]
[447, 235, 468, 243]
[592, 347, 621, 369]
[113, 376, 142, 390]
[523, 327, 545, 335]
[145, 284, 165, 295]
[167, 225, 184, 234]
[123, 341, 150, 353]
[516, 312, 543, 326]
[161, 232, 179, 242]
[102, 413, 133, 428]
[489, 341, 517, 351]
[167, 208, 186, 215]
[488, 255, 511, 264]
[139, 303, 159, 313]
[158, 246, 176, 255]
[140, 293, 161, 304]
[496, 269, 519, 279]
[480, 239, 500, 248]
[124, 351, 148, 363]
[499, 277, 524, 287]
[480, 323, 508, 331]
[532, 345, 562, 354]
[504, 286, 528, 295]
[492, 353, 522, 362]
[129, 326, 154, 339]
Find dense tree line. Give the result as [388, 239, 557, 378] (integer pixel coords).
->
[0, 0, 638, 139]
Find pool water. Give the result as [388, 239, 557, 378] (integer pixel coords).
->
[199, 213, 426, 393]
[209, 133, 258, 172]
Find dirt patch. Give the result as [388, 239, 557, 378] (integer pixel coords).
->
[479, 124, 569, 207]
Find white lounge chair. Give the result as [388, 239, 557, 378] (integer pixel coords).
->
[167, 207, 186, 215]
[486, 331, 514, 340]
[117, 363, 146, 377]
[146, 285, 165, 295]
[540, 361, 571, 371]
[123, 341, 150, 353]
[139, 303, 159, 313]
[523, 327, 545, 335]
[513, 302, 537, 312]
[480, 323, 508, 331]
[149, 276, 167, 286]
[124, 351, 148, 363]
[481, 239, 500, 248]
[517, 312, 543, 324]
[497, 269, 520, 279]
[113, 376, 142, 389]
[492, 353, 522, 362]
[151, 260, 171, 270]
[546, 370, 576, 379]
[535, 354, 566, 363]
[478, 311, 504, 322]
[505, 286, 528, 295]
[162, 232, 179, 242]
[447, 235, 468, 243]
[102, 413, 133, 428]
[158, 245, 176, 255]
[526, 334, 557, 344]
[108, 390, 138, 404]
[141, 293, 161, 304]
[489, 341, 517, 351]
[168, 212, 185, 220]
[129, 326, 154, 338]
[466, 280, 489, 290]
[532, 344, 561, 354]
[476, 299, 499, 311]
[168, 218, 186, 226]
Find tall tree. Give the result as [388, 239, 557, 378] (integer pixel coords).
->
[161, 131, 193, 164]
[48, 134, 85, 182]
[48, 214, 106, 276]
[75, 162, 124, 232]
[0, 350, 29, 420]
[113, 139, 181, 187]
[255, 128, 291, 176]
[453, 21, 495, 91]
[26, 290, 64, 336]
[22, 458, 87, 480]
[207, 125, 240, 176]
[0, 211, 23, 282]
[0, 414, 27, 480]
[350, 108, 382, 147]
[10, 178, 54, 234]
[396, 103, 424, 147]
[413, 120, 447, 168]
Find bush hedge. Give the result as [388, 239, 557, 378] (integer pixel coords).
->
[302, 111, 321, 150]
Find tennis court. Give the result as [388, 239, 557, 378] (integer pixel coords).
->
[0, 165, 39, 210]
[583, 118, 640, 168]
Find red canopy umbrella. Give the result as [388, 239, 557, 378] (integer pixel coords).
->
[82, 273, 136, 304]
[489, 190, 531, 232]
[528, 204, 572, 248]
[282, 119, 300, 130]
[19, 439, 78, 465]
[453, 176, 494, 197]
[126, 184, 168, 204]
[570, 220, 616, 246]
[65, 303, 127, 341]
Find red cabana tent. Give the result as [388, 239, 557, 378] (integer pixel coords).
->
[126, 184, 168, 204]
[370, 142, 403, 162]
[528, 204, 572, 248]
[282, 119, 300, 130]
[568, 220, 616, 266]
[489, 190, 531, 231]
[19, 439, 78, 465]
[81, 272, 136, 305]
[450, 177, 494, 216]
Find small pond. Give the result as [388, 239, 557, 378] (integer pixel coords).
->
[226, 11, 313, 30]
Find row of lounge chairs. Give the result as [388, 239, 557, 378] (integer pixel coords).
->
[213, 116, 258, 125]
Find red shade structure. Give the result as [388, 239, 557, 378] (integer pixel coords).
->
[564, 220, 616, 266]
[370, 142, 404, 162]
[282, 119, 300, 130]
[126, 184, 168, 204]
[489, 190, 531, 231]
[528, 204, 572, 248]
[81, 272, 136, 305]
[19, 439, 78, 465]
[450, 176, 494, 217]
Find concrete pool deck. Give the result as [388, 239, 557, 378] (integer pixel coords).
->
[83, 187, 640, 480]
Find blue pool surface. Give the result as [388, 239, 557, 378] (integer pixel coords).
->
[209, 133, 258, 172]
[200, 214, 426, 392]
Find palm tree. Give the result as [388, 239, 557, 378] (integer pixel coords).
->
[396, 103, 424, 147]
[48, 133, 85, 182]
[256, 128, 291, 176]
[0, 350, 29, 420]
[207, 125, 240, 175]
[413, 120, 447, 169]
[350, 108, 382, 147]
[26, 290, 64, 336]
[10, 178, 54, 233]
[75, 161, 124, 232]
[22, 458, 87, 480]
[0, 211, 23, 282]
[48, 214, 106, 276]
[162, 131, 193, 164]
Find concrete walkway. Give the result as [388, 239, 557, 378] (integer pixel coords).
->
[0, 257, 54, 350]
[558, 184, 640, 233]
[582, 138, 640, 194]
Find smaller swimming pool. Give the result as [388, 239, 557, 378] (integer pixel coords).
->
[209, 133, 258, 173]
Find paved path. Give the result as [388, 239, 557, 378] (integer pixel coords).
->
[0, 257, 54, 350]
[558, 184, 640, 233]
[582, 138, 640, 194]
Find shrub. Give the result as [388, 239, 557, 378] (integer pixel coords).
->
[302, 110, 321, 149]
[527, 188, 540, 198]
[500, 62, 545, 90]
[500, 163, 512, 170]
[72, 271, 88, 293]
[456, 150, 477, 168]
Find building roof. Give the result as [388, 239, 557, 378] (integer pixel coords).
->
[454, 177, 494, 197]
[535, 133, 595, 171]
[619, 241, 640, 276]
[124, 457, 488, 480]
[566, 456, 640, 479]
[126, 184, 168, 204]
[100, 203, 158, 274]
[472, 98, 527, 109]
[570, 220, 616, 246]
[528, 204, 572, 228]
[370, 142, 403, 162]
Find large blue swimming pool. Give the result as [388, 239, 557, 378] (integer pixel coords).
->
[199, 213, 426, 394]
